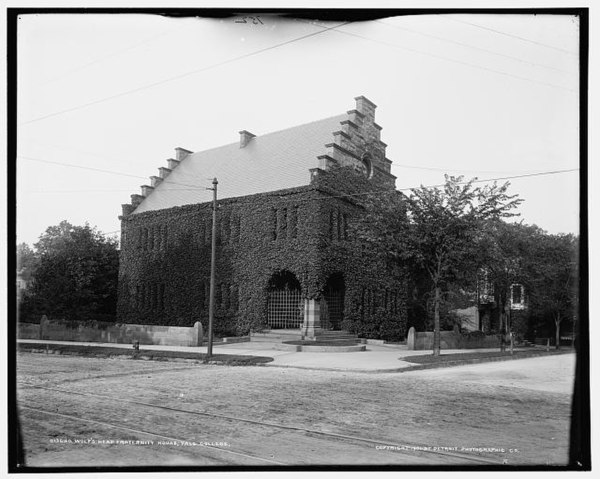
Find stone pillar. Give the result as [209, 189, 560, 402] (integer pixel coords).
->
[39, 315, 48, 340]
[300, 298, 323, 340]
[194, 321, 203, 347]
[406, 326, 416, 350]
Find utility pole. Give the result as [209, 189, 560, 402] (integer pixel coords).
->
[206, 177, 218, 358]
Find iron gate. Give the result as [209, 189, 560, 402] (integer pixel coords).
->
[323, 290, 344, 330]
[267, 289, 303, 329]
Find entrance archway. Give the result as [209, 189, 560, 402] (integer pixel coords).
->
[323, 273, 345, 330]
[267, 270, 302, 329]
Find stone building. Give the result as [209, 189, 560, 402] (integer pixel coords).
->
[117, 96, 408, 340]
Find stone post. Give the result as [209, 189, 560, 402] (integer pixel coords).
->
[39, 315, 48, 340]
[300, 298, 323, 340]
[407, 326, 416, 350]
[194, 321, 204, 347]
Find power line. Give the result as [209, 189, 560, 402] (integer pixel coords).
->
[37, 24, 185, 87]
[17, 155, 203, 190]
[18, 155, 148, 180]
[19, 21, 350, 126]
[311, 21, 576, 93]
[280, 168, 579, 204]
[391, 162, 552, 175]
[375, 19, 574, 75]
[441, 16, 578, 56]
[18, 154, 577, 200]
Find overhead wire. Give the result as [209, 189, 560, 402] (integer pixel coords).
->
[375, 19, 574, 75]
[17, 153, 579, 198]
[278, 168, 579, 204]
[17, 155, 205, 190]
[305, 20, 576, 93]
[441, 15, 578, 56]
[37, 22, 188, 87]
[19, 21, 351, 126]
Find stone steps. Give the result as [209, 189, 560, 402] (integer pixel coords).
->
[250, 329, 359, 343]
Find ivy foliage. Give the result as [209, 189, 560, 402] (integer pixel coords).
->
[118, 167, 409, 341]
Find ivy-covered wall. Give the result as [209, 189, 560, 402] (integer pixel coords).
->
[118, 167, 408, 340]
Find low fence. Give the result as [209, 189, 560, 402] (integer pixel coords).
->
[406, 327, 500, 350]
[18, 317, 203, 347]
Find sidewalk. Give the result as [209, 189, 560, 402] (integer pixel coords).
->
[17, 338, 542, 373]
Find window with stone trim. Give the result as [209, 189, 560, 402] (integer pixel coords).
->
[159, 283, 165, 311]
[279, 208, 288, 240]
[329, 210, 336, 240]
[223, 283, 230, 310]
[270, 208, 277, 241]
[231, 284, 239, 311]
[289, 206, 298, 239]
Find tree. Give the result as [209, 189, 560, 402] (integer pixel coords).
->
[19, 221, 119, 323]
[526, 233, 578, 349]
[477, 221, 545, 347]
[17, 242, 37, 271]
[404, 176, 522, 355]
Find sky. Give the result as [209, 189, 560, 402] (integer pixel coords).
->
[15, 11, 581, 247]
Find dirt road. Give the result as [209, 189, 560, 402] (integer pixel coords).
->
[16, 352, 575, 467]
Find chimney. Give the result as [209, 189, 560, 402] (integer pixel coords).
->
[239, 130, 256, 148]
[175, 147, 193, 161]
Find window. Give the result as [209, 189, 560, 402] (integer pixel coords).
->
[510, 284, 525, 309]
[289, 206, 298, 239]
[329, 210, 335, 240]
[280, 208, 288, 240]
[159, 284, 165, 311]
[231, 284, 239, 311]
[270, 208, 277, 241]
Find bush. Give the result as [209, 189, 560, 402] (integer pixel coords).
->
[463, 330, 486, 340]
[346, 307, 406, 341]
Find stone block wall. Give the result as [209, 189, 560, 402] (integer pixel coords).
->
[18, 319, 203, 347]
[406, 327, 500, 350]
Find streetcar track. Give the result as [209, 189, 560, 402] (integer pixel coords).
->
[17, 364, 199, 384]
[21, 383, 500, 465]
[20, 405, 285, 466]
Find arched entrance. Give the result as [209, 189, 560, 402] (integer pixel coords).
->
[322, 273, 345, 330]
[267, 270, 302, 329]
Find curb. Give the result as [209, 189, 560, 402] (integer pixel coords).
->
[17, 343, 274, 366]
[262, 349, 575, 374]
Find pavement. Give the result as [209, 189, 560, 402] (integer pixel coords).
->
[16, 338, 560, 373]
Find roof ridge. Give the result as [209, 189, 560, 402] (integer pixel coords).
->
[185, 113, 347, 158]
[251, 113, 347, 140]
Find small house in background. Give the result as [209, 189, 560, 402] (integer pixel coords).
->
[117, 97, 408, 340]
[16, 268, 31, 303]
[454, 269, 528, 335]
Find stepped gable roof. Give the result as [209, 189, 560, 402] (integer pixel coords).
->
[132, 113, 347, 214]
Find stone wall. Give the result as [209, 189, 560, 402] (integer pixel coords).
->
[18, 318, 203, 347]
[406, 327, 500, 350]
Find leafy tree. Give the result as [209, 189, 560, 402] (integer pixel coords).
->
[17, 242, 38, 283]
[403, 176, 522, 355]
[526, 233, 578, 349]
[477, 221, 545, 346]
[19, 221, 119, 323]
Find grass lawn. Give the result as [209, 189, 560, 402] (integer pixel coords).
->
[402, 348, 574, 365]
[17, 342, 273, 365]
